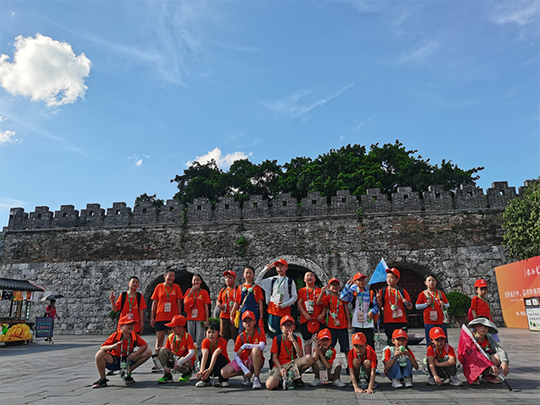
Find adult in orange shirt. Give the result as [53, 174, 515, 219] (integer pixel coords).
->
[348, 332, 377, 393]
[255, 259, 298, 337]
[297, 271, 326, 356]
[150, 270, 183, 362]
[184, 274, 211, 349]
[316, 278, 351, 354]
[230, 266, 265, 333]
[110, 276, 147, 334]
[195, 320, 230, 387]
[376, 268, 412, 345]
[217, 270, 239, 342]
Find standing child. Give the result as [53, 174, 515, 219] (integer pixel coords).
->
[221, 311, 265, 389]
[110, 276, 147, 334]
[184, 274, 211, 349]
[376, 268, 413, 345]
[156, 315, 195, 384]
[195, 320, 231, 387]
[297, 271, 326, 357]
[383, 329, 419, 388]
[230, 266, 265, 333]
[347, 332, 377, 394]
[265, 315, 314, 390]
[316, 278, 351, 354]
[309, 328, 346, 387]
[217, 270, 239, 343]
[470, 279, 492, 320]
[415, 274, 449, 346]
[426, 327, 462, 387]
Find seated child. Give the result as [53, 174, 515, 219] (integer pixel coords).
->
[195, 320, 230, 387]
[426, 327, 462, 387]
[92, 315, 152, 388]
[309, 328, 346, 387]
[347, 332, 377, 394]
[156, 315, 195, 384]
[383, 329, 418, 388]
[221, 310, 265, 389]
[467, 317, 509, 384]
[265, 315, 314, 390]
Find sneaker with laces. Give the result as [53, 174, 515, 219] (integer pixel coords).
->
[124, 375, 135, 385]
[252, 376, 262, 389]
[332, 379, 346, 388]
[426, 376, 436, 386]
[92, 378, 108, 389]
[221, 381, 230, 388]
[195, 380, 211, 387]
[158, 373, 173, 384]
[392, 379, 403, 388]
[403, 377, 413, 388]
[449, 376, 463, 387]
[242, 376, 251, 386]
[309, 378, 321, 387]
[178, 372, 191, 382]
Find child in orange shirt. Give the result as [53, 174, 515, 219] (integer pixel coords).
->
[426, 327, 462, 387]
[470, 279, 492, 320]
[348, 332, 378, 394]
[110, 276, 147, 334]
[383, 329, 418, 388]
[230, 266, 265, 333]
[309, 328, 346, 388]
[184, 274, 211, 349]
[217, 270, 239, 342]
[316, 278, 351, 354]
[415, 274, 449, 347]
[297, 271, 326, 357]
[195, 320, 230, 387]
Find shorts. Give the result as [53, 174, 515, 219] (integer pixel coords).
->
[299, 322, 318, 345]
[329, 327, 349, 353]
[268, 358, 302, 380]
[105, 356, 135, 371]
[229, 357, 255, 373]
[220, 318, 239, 342]
[315, 357, 342, 374]
[154, 321, 171, 332]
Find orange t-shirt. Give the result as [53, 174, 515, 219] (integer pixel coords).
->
[165, 332, 196, 365]
[427, 344, 455, 361]
[271, 335, 302, 366]
[383, 346, 416, 362]
[416, 290, 448, 325]
[298, 287, 323, 324]
[151, 283, 183, 322]
[115, 292, 147, 333]
[347, 345, 377, 369]
[471, 296, 491, 319]
[321, 295, 347, 329]
[234, 327, 266, 361]
[218, 287, 239, 319]
[201, 337, 229, 362]
[102, 331, 147, 358]
[184, 288, 211, 321]
[381, 287, 411, 324]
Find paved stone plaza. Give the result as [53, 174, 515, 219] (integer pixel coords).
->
[1, 327, 539, 405]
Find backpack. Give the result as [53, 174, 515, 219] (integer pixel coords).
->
[270, 277, 298, 320]
[116, 292, 143, 320]
[268, 334, 299, 370]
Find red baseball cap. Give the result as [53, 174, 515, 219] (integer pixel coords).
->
[429, 327, 446, 341]
[223, 270, 236, 278]
[352, 332, 367, 345]
[118, 314, 138, 326]
[318, 328, 332, 340]
[386, 268, 400, 279]
[474, 279, 488, 289]
[280, 315, 295, 326]
[328, 277, 340, 286]
[242, 310, 256, 321]
[273, 258, 288, 268]
[353, 272, 367, 281]
[165, 315, 186, 328]
[307, 320, 320, 333]
[392, 329, 408, 340]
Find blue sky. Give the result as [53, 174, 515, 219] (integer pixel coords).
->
[0, 0, 538, 226]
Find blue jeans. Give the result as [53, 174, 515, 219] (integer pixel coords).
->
[386, 358, 413, 380]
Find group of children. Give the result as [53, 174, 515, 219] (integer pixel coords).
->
[93, 260, 510, 392]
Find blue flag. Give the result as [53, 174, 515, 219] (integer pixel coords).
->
[368, 258, 388, 285]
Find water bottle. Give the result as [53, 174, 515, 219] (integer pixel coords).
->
[374, 333, 380, 349]
[422, 357, 429, 375]
[325, 349, 333, 359]
[120, 361, 128, 379]
[287, 370, 295, 390]
[398, 346, 407, 367]
[359, 367, 366, 379]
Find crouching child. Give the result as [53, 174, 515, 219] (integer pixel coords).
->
[157, 315, 195, 384]
[383, 329, 418, 388]
[266, 315, 314, 390]
[93, 315, 152, 388]
[426, 327, 462, 387]
[310, 328, 346, 387]
[348, 332, 377, 394]
[195, 320, 230, 387]
[221, 310, 265, 389]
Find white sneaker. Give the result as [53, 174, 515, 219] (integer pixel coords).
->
[449, 376, 463, 387]
[403, 377, 413, 388]
[310, 378, 321, 387]
[195, 380, 210, 387]
[252, 376, 262, 389]
[332, 379, 346, 388]
[242, 376, 251, 386]
[221, 381, 230, 388]
[305, 366, 314, 373]
[392, 379, 404, 388]
[426, 376, 436, 386]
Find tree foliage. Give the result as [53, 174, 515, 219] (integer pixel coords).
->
[170, 141, 483, 205]
[134, 193, 164, 208]
[502, 179, 540, 260]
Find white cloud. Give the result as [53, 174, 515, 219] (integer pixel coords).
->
[392, 41, 439, 67]
[262, 84, 354, 119]
[188, 147, 252, 169]
[0, 34, 91, 106]
[135, 159, 143, 166]
[129, 154, 148, 166]
[0, 196, 27, 213]
[491, 1, 539, 27]
[0, 128, 20, 145]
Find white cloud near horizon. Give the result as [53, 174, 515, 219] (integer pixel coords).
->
[188, 147, 252, 169]
[0, 196, 28, 212]
[0, 34, 91, 106]
[262, 84, 354, 119]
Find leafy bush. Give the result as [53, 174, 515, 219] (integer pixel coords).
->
[446, 291, 471, 317]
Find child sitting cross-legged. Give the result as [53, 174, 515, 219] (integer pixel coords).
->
[156, 315, 195, 384]
[310, 328, 346, 388]
[347, 332, 377, 394]
[221, 311, 265, 389]
[195, 320, 230, 387]
[426, 327, 463, 387]
[383, 329, 419, 388]
[265, 315, 314, 390]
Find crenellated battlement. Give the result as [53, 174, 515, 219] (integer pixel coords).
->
[5, 181, 526, 231]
